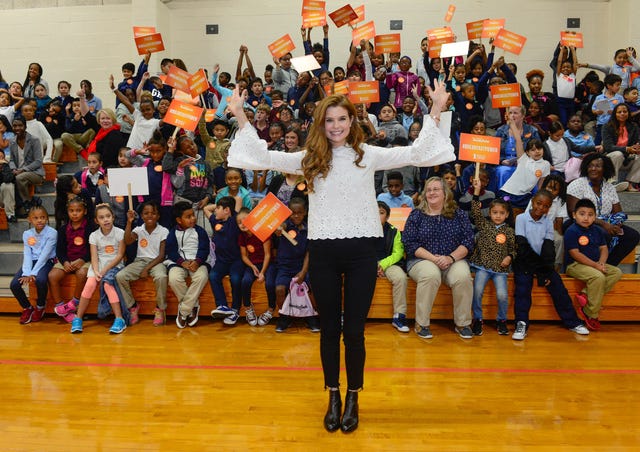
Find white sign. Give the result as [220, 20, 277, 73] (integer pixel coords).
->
[290, 54, 321, 74]
[439, 111, 452, 139]
[440, 40, 470, 59]
[107, 167, 149, 197]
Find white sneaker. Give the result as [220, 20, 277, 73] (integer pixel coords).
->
[614, 181, 629, 192]
[257, 309, 273, 326]
[512, 321, 527, 340]
[570, 324, 590, 335]
[245, 306, 258, 326]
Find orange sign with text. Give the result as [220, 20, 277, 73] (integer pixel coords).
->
[490, 83, 522, 108]
[302, 0, 326, 27]
[349, 5, 365, 27]
[133, 26, 156, 38]
[466, 19, 487, 40]
[444, 5, 456, 23]
[242, 193, 292, 243]
[428, 35, 455, 58]
[388, 208, 412, 232]
[560, 31, 584, 48]
[374, 34, 401, 54]
[268, 34, 296, 59]
[347, 81, 379, 103]
[134, 33, 164, 55]
[352, 20, 376, 46]
[163, 100, 204, 132]
[188, 69, 209, 98]
[333, 80, 349, 95]
[493, 28, 527, 55]
[329, 4, 358, 28]
[205, 109, 217, 122]
[427, 26, 454, 40]
[481, 19, 505, 39]
[459, 133, 501, 165]
[165, 65, 191, 93]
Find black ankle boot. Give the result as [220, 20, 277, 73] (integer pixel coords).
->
[323, 390, 342, 432]
[341, 390, 359, 433]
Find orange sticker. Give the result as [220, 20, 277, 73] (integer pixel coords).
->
[105, 245, 115, 254]
[347, 81, 380, 104]
[73, 236, 84, 246]
[126, 79, 133, 85]
[374, 34, 401, 54]
[242, 193, 292, 242]
[466, 103, 473, 110]
[481, 19, 506, 39]
[490, 83, 522, 109]
[444, 4, 456, 23]
[247, 244, 255, 253]
[578, 235, 589, 246]
[455, 86, 461, 92]
[252, 101, 258, 107]
[215, 224, 222, 231]
[288, 229, 298, 239]
[140, 238, 148, 248]
[583, 135, 590, 140]
[493, 28, 527, 56]
[209, 142, 216, 149]
[329, 4, 358, 28]
[560, 31, 584, 49]
[398, 77, 405, 84]
[27, 237, 37, 246]
[134, 32, 165, 55]
[496, 233, 506, 244]
[154, 165, 163, 172]
[296, 182, 307, 191]
[45, 116, 52, 123]
[459, 133, 501, 165]
[535, 169, 543, 177]
[115, 196, 124, 203]
[268, 34, 296, 59]
[388, 208, 412, 232]
[163, 99, 204, 132]
[351, 20, 376, 46]
[466, 19, 487, 40]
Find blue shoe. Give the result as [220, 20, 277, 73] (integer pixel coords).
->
[109, 317, 127, 334]
[70, 317, 83, 334]
[211, 305, 234, 318]
[223, 310, 239, 325]
[392, 313, 410, 333]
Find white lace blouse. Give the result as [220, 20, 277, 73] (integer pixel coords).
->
[228, 116, 455, 240]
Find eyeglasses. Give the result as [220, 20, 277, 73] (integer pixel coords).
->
[425, 187, 443, 193]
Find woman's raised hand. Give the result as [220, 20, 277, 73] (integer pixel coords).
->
[426, 78, 448, 116]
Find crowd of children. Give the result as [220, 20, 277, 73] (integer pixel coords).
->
[3, 27, 636, 339]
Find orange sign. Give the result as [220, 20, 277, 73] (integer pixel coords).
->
[333, 80, 349, 95]
[134, 33, 164, 55]
[163, 99, 204, 132]
[347, 81, 379, 103]
[268, 34, 296, 59]
[349, 4, 365, 27]
[428, 35, 455, 58]
[481, 19, 505, 39]
[427, 26, 454, 40]
[205, 109, 217, 122]
[490, 83, 522, 108]
[352, 20, 376, 46]
[493, 28, 527, 55]
[444, 5, 456, 23]
[242, 193, 292, 243]
[388, 208, 412, 232]
[133, 26, 156, 38]
[165, 65, 191, 93]
[329, 4, 358, 28]
[188, 69, 209, 98]
[560, 31, 584, 48]
[466, 19, 487, 40]
[302, 0, 326, 27]
[374, 34, 401, 54]
[459, 133, 501, 165]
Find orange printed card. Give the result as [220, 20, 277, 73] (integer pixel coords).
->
[428, 35, 455, 58]
[352, 20, 375, 46]
[458, 133, 501, 165]
[333, 80, 349, 95]
[329, 4, 357, 28]
[242, 193, 292, 243]
[388, 208, 413, 232]
[268, 34, 296, 59]
[490, 83, 522, 108]
[188, 69, 209, 98]
[493, 28, 527, 55]
[134, 33, 164, 55]
[481, 19, 505, 39]
[302, 13, 327, 28]
[133, 26, 156, 38]
[347, 81, 379, 103]
[444, 5, 456, 23]
[302, 0, 325, 16]
[164, 65, 191, 93]
[205, 109, 217, 122]
[163, 100, 204, 132]
[427, 26, 454, 40]
[560, 31, 583, 48]
[374, 34, 401, 54]
[466, 19, 487, 40]
[349, 4, 365, 27]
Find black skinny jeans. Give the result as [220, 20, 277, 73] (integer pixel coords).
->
[308, 237, 378, 391]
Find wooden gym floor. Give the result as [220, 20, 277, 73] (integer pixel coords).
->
[0, 315, 638, 451]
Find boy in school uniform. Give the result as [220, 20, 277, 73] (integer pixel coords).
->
[166, 201, 211, 328]
[116, 51, 152, 101]
[377, 171, 415, 208]
[116, 201, 169, 326]
[564, 198, 623, 331]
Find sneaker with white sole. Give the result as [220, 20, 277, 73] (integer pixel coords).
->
[211, 305, 235, 318]
[128, 304, 140, 325]
[70, 317, 83, 333]
[415, 324, 433, 339]
[512, 321, 527, 340]
[614, 181, 629, 192]
[223, 310, 239, 325]
[186, 305, 200, 327]
[570, 324, 590, 335]
[176, 312, 188, 329]
[245, 306, 258, 326]
[257, 310, 273, 326]
[392, 313, 410, 332]
[153, 308, 166, 326]
[55, 299, 77, 317]
[109, 317, 127, 334]
[455, 325, 474, 339]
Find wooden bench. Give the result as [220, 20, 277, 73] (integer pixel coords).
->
[0, 273, 638, 321]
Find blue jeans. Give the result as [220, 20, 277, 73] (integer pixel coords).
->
[471, 266, 508, 321]
[209, 259, 244, 311]
[241, 262, 263, 308]
[11, 259, 54, 309]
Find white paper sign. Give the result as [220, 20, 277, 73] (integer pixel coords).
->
[107, 167, 149, 196]
[594, 98, 612, 113]
[290, 54, 321, 74]
[438, 111, 452, 139]
[440, 40, 470, 58]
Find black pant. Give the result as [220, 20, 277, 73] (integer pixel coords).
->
[309, 237, 377, 390]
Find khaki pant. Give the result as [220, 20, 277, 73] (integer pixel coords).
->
[408, 259, 473, 327]
[116, 258, 168, 309]
[16, 172, 44, 203]
[383, 264, 408, 315]
[0, 182, 15, 216]
[168, 265, 209, 316]
[61, 130, 96, 154]
[565, 262, 622, 318]
[608, 151, 640, 183]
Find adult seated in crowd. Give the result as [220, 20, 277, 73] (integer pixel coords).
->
[522, 69, 559, 120]
[402, 176, 475, 340]
[8, 117, 44, 216]
[566, 153, 640, 265]
[602, 103, 640, 191]
[79, 90, 127, 168]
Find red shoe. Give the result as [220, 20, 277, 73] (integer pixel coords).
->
[579, 307, 601, 331]
[575, 293, 589, 308]
[20, 306, 34, 324]
[31, 306, 45, 322]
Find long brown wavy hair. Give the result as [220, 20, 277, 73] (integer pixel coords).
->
[417, 176, 458, 219]
[301, 94, 365, 192]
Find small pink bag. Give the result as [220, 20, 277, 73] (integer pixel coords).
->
[279, 279, 317, 318]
